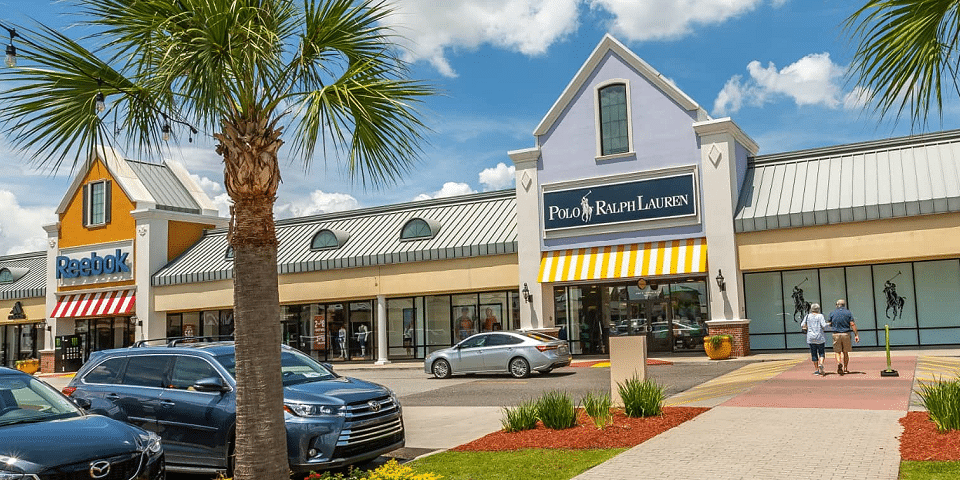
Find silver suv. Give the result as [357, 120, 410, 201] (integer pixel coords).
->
[63, 339, 403, 475]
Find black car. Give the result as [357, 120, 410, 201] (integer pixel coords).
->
[0, 366, 164, 480]
[64, 339, 403, 475]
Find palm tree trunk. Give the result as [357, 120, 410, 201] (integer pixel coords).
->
[216, 115, 288, 480]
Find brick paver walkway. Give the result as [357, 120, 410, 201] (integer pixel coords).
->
[573, 355, 926, 480]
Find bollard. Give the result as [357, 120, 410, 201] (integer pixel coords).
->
[880, 324, 899, 377]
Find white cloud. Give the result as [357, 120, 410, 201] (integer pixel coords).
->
[478, 163, 515, 190]
[383, 0, 580, 77]
[275, 190, 360, 219]
[383, 1, 787, 77]
[414, 182, 477, 201]
[0, 190, 56, 255]
[713, 53, 854, 116]
[588, 0, 769, 42]
[189, 174, 232, 217]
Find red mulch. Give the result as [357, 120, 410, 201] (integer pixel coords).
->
[900, 411, 960, 461]
[453, 407, 708, 451]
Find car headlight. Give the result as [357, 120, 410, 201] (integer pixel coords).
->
[0, 474, 39, 480]
[284, 403, 345, 417]
[137, 432, 162, 454]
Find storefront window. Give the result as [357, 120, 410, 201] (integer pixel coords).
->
[451, 294, 478, 342]
[781, 270, 819, 349]
[166, 313, 182, 337]
[349, 302, 373, 360]
[743, 271, 784, 350]
[916, 260, 960, 344]
[387, 298, 412, 358]
[478, 292, 506, 332]
[323, 304, 344, 361]
[424, 295, 451, 353]
[202, 311, 219, 337]
[845, 265, 877, 346]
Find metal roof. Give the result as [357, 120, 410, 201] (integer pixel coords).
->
[152, 190, 518, 286]
[0, 251, 45, 300]
[735, 130, 960, 232]
[125, 160, 202, 214]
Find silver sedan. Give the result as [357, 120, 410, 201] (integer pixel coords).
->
[424, 331, 572, 379]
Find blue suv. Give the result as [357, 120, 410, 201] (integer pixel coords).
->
[63, 339, 403, 475]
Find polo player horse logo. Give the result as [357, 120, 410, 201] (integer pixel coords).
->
[792, 279, 811, 323]
[884, 272, 906, 321]
[580, 191, 593, 223]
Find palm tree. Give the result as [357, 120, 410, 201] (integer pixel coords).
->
[0, 1, 431, 479]
[846, 0, 960, 126]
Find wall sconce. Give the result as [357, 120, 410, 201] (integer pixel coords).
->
[522, 283, 533, 303]
[132, 315, 142, 327]
[716, 270, 726, 292]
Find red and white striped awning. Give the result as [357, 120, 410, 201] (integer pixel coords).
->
[51, 289, 136, 318]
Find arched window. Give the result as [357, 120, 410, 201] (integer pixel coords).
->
[400, 218, 436, 240]
[224, 246, 234, 260]
[311, 229, 349, 250]
[0, 268, 12, 284]
[598, 83, 629, 156]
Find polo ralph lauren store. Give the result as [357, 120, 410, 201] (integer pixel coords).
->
[5, 33, 960, 371]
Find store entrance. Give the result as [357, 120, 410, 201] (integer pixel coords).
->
[556, 278, 709, 356]
[626, 291, 672, 353]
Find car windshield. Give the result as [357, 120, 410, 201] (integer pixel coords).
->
[0, 375, 83, 427]
[215, 350, 337, 386]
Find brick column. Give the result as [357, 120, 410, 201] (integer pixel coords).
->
[40, 349, 55, 374]
[705, 319, 750, 357]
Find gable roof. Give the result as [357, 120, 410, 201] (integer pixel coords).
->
[55, 146, 219, 216]
[533, 34, 710, 137]
[735, 129, 960, 232]
[152, 190, 518, 286]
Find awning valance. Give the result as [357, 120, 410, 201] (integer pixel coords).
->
[51, 289, 136, 318]
[538, 238, 707, 283]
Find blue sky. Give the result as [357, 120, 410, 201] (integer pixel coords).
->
[1, 0, 959, 255]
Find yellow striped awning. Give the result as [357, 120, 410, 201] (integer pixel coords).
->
[538, 238, 707, 283]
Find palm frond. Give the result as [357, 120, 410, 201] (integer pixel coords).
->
[845, 0, 960, 127]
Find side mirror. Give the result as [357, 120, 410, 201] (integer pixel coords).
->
[192, 377, 229, 393]
[72, 397, 92, 409]
[320, 362, 334, 372]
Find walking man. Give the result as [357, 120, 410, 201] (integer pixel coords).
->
[828, 299, 859, 375]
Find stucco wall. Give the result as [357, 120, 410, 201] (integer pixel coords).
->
[153, 254, 519, 312]
[737, 212, 960, 271]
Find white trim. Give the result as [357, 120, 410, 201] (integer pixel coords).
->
[594, 78, 635, 158]
[534, 34, 708, 137]
[85, 179, 109, 227]
[692, 117, 759, 155]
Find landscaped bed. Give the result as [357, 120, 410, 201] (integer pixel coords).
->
[900, 411, 960, 461]
[452, 406, 709, 451]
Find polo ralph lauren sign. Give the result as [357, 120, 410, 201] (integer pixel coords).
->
[542, 172, 697, 232]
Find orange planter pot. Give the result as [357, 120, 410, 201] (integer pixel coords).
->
[15, 359, 40, 375]
[703, 339, 732, 360]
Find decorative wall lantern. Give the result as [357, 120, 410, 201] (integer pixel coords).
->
[716, 270, 726, 292]
[522, 283, 533, 303]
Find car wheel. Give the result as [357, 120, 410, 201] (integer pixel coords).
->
[509, 357, 530, 378]
[432, 359, 452, 378]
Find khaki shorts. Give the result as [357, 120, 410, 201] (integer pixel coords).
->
[833, 332, 852, 353]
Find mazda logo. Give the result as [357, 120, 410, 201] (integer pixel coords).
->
[367, 400, 381, 412]
[89, 460, 111, 479]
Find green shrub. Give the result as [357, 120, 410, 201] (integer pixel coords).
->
[536, 390, 577, 430]
[501, 400, 539, 432]
[706, 334, 732, 348]
[581, 391, 613, 429]
[917, 375, 960, 431]
[618, 375, 664, 418]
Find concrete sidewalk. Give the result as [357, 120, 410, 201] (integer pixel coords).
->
[572, 351, 960, 480]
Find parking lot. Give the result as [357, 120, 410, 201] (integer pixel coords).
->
[36, 358, 750, 478]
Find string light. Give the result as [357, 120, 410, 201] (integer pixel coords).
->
[1, 21, 200, 144]
[4, 27, 15, 67]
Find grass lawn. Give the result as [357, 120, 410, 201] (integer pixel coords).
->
[407, 448, 627, 480]
[900, 461, 960, 479]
